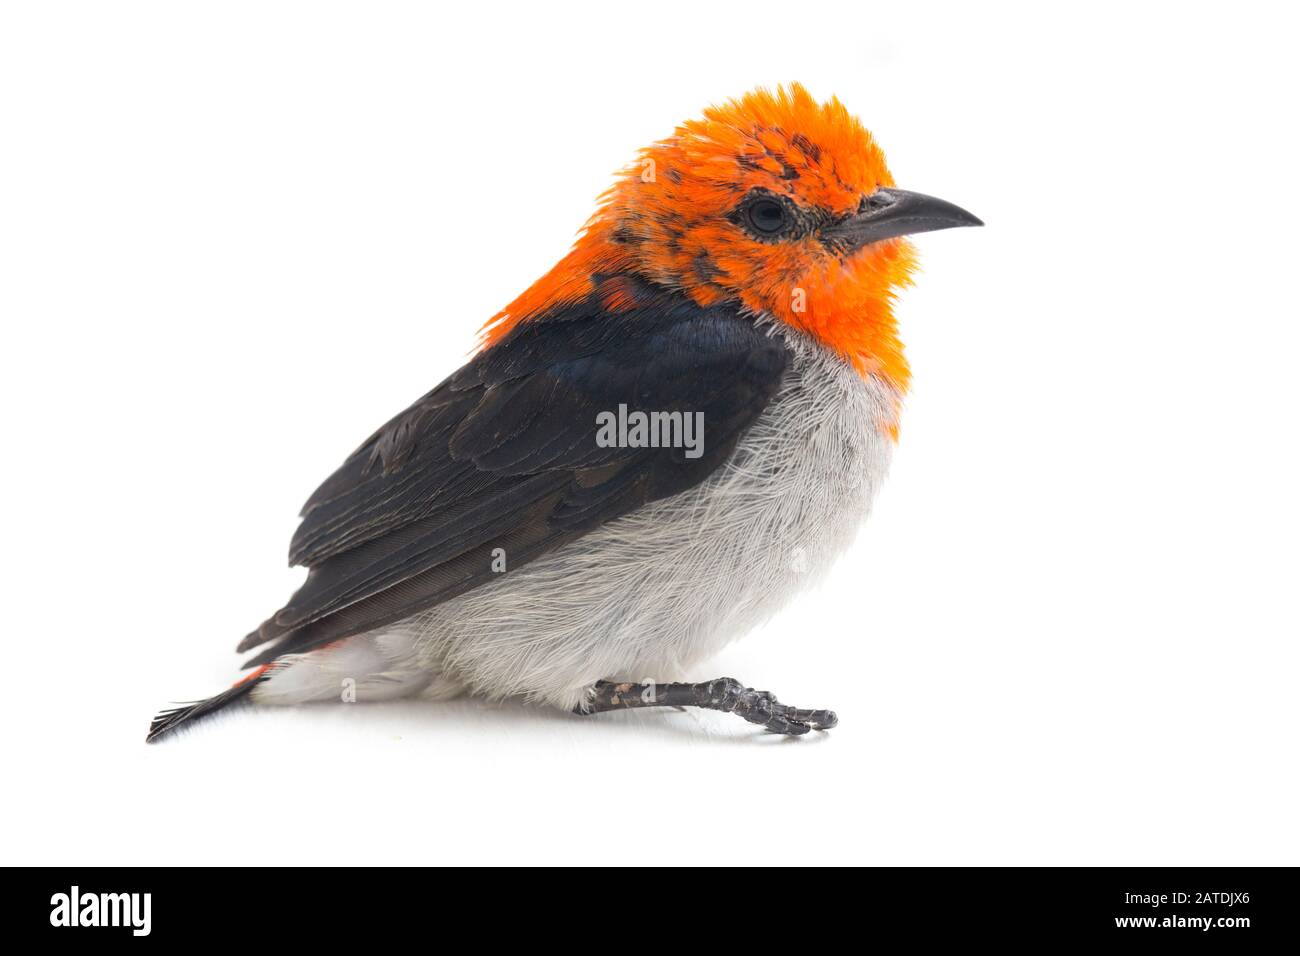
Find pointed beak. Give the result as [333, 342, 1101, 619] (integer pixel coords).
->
[821, 188, 983, 253]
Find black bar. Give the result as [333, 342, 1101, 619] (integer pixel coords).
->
[11, 867, 1293, 943]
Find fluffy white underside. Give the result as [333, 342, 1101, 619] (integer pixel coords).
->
[254, 327, 898, 711]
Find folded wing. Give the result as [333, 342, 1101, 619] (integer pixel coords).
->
[238, 277, 790, 667]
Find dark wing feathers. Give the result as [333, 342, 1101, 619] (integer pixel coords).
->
[238, 277, 790, 664]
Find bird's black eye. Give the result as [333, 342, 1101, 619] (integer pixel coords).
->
[746, 199, 788, 235]
[728, 189, 804, 241]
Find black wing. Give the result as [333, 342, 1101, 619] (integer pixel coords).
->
[238, 276, 790, 667]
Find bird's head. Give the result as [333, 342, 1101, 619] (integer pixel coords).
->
[485, 83, 980, 393]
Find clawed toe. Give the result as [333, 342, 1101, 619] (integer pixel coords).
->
[760, 708, 837, 735]
[789, 707, 837, 730]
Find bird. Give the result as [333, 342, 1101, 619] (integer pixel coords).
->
[148, 83, 981, 742]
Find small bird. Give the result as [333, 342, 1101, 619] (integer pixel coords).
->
[149, 83, 981, 741]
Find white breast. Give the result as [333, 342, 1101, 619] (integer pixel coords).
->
[255, 328, 900, 710]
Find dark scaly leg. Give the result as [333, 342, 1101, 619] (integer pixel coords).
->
[580, 677, 837, 736]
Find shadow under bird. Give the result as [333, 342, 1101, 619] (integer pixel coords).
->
[149, 83, 981, 741]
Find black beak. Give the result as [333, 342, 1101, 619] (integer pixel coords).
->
[821, 188, 983, 253]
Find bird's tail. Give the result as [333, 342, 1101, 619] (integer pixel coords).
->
[146, 664, 274, 743]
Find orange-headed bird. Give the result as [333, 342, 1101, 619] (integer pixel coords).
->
[149, 83, 980, 741]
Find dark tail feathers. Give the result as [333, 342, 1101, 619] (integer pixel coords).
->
[146, 666, 271, 743]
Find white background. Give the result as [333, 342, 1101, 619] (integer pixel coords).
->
[3, 1, 1297, 866]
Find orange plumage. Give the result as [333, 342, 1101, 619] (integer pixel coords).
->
[482, 84, 917, 395]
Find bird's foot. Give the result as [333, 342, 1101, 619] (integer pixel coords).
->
[735, 684, 838, 734]
[582, 677, 837, 736]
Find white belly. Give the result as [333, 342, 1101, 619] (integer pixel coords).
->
[255, 329, 900, 710]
